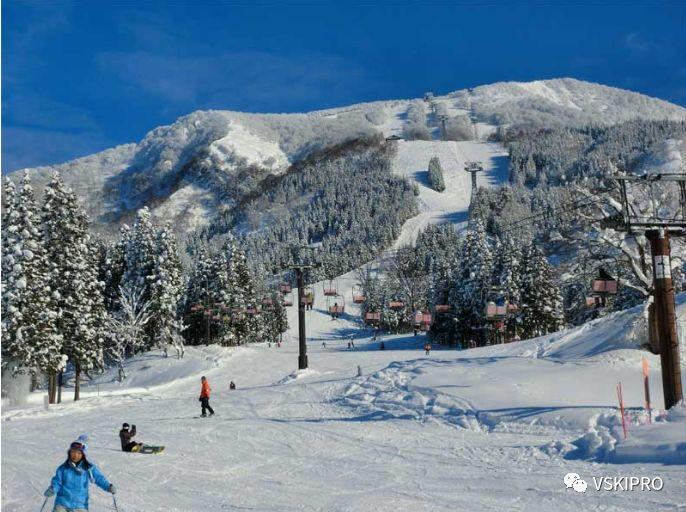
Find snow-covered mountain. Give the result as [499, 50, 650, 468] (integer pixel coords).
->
[9, 78, 686, 235]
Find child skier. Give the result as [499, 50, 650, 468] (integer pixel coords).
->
[119, 423, 143, 452]
[424, 343, 432, 356]
[199, 376, 214, 417]
[44, 436, 116, 511]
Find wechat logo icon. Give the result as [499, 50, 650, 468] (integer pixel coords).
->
[564, 472, 587, 493]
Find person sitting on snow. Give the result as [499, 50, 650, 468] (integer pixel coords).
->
[44, 435, 116, 511]
[119, 423, 143, 452]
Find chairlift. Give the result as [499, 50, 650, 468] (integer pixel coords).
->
[301, 287, 315, 306]
[352, 285, 366, 304]
[245, 306, 260, 316]
[327, 295, 345, 315]
[279, 283, 292, 294]
[282, 292, 294, 307]
[364, 311, 381, 325]
[323, 279, 338, 297]
[190, 303, 204, 312]
[592, 269, 618, 295]
[262, 296, 274, 307]
[389, 300, 405, 310]
[434, 304, 451, 313]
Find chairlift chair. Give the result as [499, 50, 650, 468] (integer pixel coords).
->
[279, 283, 292, 294]
[352, 285, 366, 304]
[282, 292, 294, 307]
[389, 300, 405, 310]
[327, 295, 345, 315]
[435, 304, 451, 313]
[323, 279, 338, 297]
[364, 311, 381, 325]
[592, 269, 618, 294]
[301, 287, 315, 306]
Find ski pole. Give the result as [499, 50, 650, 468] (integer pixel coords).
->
[38, 496, 49, 512]
[112, 494, 120, 512]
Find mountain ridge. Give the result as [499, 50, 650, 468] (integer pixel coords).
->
[8, 78, 686, 236]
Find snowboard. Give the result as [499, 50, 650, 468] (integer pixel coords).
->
[131, 444, 165, 454]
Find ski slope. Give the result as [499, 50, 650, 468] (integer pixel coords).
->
[2, 293, 686, 511]
[390, 138, 508, 247]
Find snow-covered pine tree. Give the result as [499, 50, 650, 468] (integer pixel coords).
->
[41, 173, 104, 400]
[2, 175, 63, 383]
[450, 216, 493, 343]
[183, 245, 216, 345]
[121, 207, 158, 348]
[492, 234, 525, 338]
[427, 157, 446, 192]
[519, 242, 565, 338]
[150, 223, 185, 356]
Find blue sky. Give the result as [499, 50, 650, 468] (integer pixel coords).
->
[3, 1, 685, 172]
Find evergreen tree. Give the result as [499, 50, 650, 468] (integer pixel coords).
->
[450, 216, 493, 342]
[2, 175, 62, 378]
[150, 223, 185, 356]
[519, 242, 565, 338]
[427, 156, 446, 192]
[121, 208, 158, 348]
[41, 173, 104, 400]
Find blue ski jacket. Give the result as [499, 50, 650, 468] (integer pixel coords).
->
[50, 459, 111, 510]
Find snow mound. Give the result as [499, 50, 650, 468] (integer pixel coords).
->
[566, 403, 686, 465]
[339, 360, 483, 431]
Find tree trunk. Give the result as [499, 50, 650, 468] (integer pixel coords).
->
[57, 371, 62, 404]
[48, 371, 57, 404]
[648, 302, 660, 354]
[74, 362, 81, 401]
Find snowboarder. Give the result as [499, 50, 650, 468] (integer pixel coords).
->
[424, 343, 432, 356]
[199, 376, 214, 417]
[119, 423, 143, 452]
[44, 436, 116, 511]
[229, 381, 236, 390]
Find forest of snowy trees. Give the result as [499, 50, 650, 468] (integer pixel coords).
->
[1, 173, 290, 402]
[201, 139, 417, 280]
[357, 218, 564, 345]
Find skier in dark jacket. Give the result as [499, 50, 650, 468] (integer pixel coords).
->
[119, 423, 142, 452]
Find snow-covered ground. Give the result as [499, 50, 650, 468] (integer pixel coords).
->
[3, 286, 685, 511]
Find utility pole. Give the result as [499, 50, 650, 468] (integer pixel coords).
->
[646, 229, 683, 409]
[615, 173, 685, 409]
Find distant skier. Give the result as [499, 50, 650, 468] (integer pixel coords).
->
[380, 341, 385, 350]
[119, 423, 142, 452]
[322, 342, 327, 349]
[347, 341, 351, 349]
[229, 380, 236, 390]
[44, 436, 116, 511]
[199, 376, 214, 417]
[424, 343, 432, 356]
[331, 302, 340, 320]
